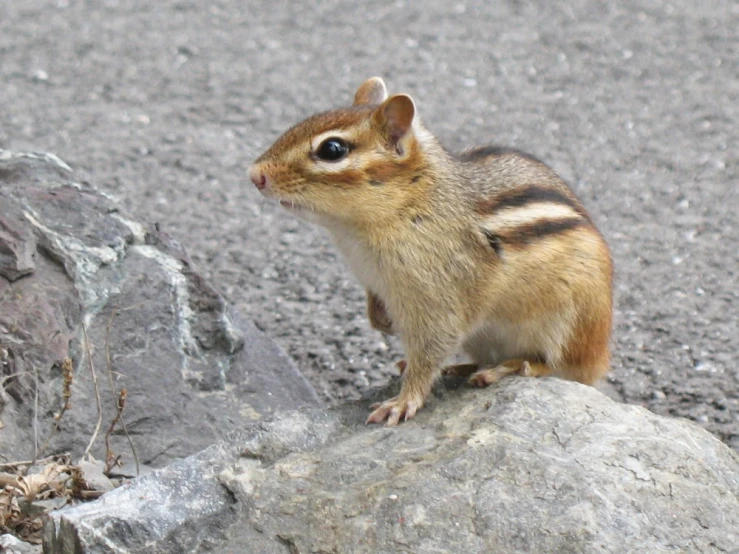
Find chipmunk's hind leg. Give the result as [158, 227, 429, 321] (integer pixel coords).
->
[558, 305, 612, 385]
[440, 363, 480, 377]
[559, 355, 609, 385]
[397, 361, 481, 377]
[468, 358, 553, 387]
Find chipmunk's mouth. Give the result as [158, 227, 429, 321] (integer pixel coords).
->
[279, 199, 303, 211]
[276, 197, 325, 224]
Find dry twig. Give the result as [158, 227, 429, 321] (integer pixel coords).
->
[0, 455, 63, 471]
[31, 358, 74, 472]
[81, 323, 103, 461]
[0, 371, 26, 387]
[33, 362, 39, 458]
[104, 309, 139, 475]
[104, 388, 127, 474]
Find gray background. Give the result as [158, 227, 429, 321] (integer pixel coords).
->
[1, 0, 736, 449]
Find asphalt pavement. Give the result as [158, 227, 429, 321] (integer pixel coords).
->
[1, 0, 736, 448]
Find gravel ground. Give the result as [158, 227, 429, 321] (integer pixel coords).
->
[1, 0, 736, 449]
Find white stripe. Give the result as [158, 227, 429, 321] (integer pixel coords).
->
[482, 203, 581, 231]
[310, 129, 355, 152]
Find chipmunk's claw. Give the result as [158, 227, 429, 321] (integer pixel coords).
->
[369, 395, 397, 411]
[366, 393, 424, 426]
[520, 360, 532, 376]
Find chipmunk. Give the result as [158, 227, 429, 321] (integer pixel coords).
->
[249, 77, 613, 426]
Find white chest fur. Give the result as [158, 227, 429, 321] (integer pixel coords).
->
[326, 223, 388, 299]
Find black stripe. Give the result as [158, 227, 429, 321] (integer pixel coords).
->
[489, 185, 583, 214]
[482, 230, 503, 256]
[457, 145, 545, 165]
[500, 217, 587, 244]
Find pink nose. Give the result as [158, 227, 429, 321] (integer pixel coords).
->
[249, 167, 267, 190]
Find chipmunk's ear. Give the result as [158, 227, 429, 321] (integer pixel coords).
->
[376, 94, 416, 146]
[353, 77, 388, 106]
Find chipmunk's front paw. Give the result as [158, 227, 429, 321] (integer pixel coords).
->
[366, 391, 425, 426]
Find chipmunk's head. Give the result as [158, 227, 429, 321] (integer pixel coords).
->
[249, 77, 434, 225]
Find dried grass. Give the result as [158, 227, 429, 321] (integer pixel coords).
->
[1, 311, 139, 544]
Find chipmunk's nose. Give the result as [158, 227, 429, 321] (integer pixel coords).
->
[248, 166, 267, 190]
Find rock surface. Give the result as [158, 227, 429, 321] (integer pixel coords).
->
[0, 533, 42, 554]
[4, 0, 736, 447]
[45, 377, 739, 554]
[0, 150, 319, 469]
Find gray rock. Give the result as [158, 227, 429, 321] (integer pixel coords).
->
[0, 533, 42, 554]
[0, 150, 319, 470]
[44, 377, 739, 553]
[43, 443, 239, 554]
[0, 206, 36, 282]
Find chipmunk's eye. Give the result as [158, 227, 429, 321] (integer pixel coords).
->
[315, 138, 349, 161]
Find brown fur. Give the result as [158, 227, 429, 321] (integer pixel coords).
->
[248, 78, 614, 426]
[475, 183, 589, 220]
[367, 291, 394, 335]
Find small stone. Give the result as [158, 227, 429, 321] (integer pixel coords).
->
[651, 390, 666, 402]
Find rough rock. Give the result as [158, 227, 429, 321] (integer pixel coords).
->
[0, 533, 42, 554]
[0, 150, 319, 469]
[0, 207, 36, 282]
[44, 377, 739, 554]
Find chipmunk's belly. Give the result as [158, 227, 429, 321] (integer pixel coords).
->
[462, 313, 573, 368]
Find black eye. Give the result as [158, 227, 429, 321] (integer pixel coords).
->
[315, 138, 349, 161]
